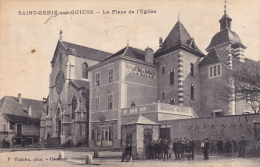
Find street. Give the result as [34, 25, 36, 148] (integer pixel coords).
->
[0, 149, 259, 167]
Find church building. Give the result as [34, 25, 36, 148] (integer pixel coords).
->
[40, 5, 255, 147]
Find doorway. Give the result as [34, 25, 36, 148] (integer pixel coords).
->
[160, 128, 170, 141]
[17, 124, 22, 135]
[96, 125, 112, 146]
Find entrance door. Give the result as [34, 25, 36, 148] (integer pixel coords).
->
[144, 128, 153, 159]
[160, 128, 170, 141]
[57, 120, 61, 139]
[96, 125, 112, 146]
[17, 124, 22, 135]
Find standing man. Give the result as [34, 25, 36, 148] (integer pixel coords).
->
[203, 139, 209, 160]
[179, 137, 185, 158]
[189, 137, 196, 160]
[131, 101, 136, 107]
[225, 139, 232, 157]
[238, 136, 247, 157]
[121, 144, 132, 162]
[216, 137, 223, 155]
[173, 138, 180, 160]
[163, 139, 169, 161]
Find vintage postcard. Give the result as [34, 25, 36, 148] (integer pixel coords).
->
[0, 0, 259, 167]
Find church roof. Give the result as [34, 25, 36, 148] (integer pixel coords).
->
[124, 114, 157, 125]
[70, 80, 90, 90]
[155, 21, 204, 58]
[101, 46, 145, 62]
[206, 28, 245, 51]
[61, 41, 112, 61]
[0, 96, 44, 124]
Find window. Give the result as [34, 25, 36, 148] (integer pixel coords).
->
[209, 64, 221, 78]
[108, 68, 114, 83]
[97, 127, 101, 141]
[190, 63, 194, 77]
[108, 94, 113, 110]
[162, 65, 165, 74]
[170, 70, 174, 85]
[82, 63, 88, 79]
[190, 84, 195, 100]
[72, 96, 77, 119]
[10, 122, 15, 130]
[3, 123, 7, 132]
[109, 126, 112, 141]
[59, 53, 62, 69]
[162, 91, 165, 100]
[95, 97, 100, 112]
[170, 98, 175, 105]
[213, 109, 223, 117]
[95, 73, 100, 86]
[91, 130, 95, 140]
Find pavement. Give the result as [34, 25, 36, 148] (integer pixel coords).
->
[0, 149, 259, 167]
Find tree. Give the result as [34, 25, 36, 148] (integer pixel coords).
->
[215, 60, 260, 113]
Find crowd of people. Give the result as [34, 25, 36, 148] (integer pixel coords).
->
[122, 136, 248, 162]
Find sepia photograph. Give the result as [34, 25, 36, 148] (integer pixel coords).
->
[0, 0, 259, 166]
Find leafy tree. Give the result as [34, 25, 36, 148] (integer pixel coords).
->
[215, 60, 260, 113]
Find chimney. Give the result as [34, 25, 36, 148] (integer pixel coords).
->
[28, 105, 32, 116]
[232, 44, 245, 63]
[145, 47, 154, 64]
[59, 30, 63, 41]
[43, 98, 47, 102]
[159, 37, 163, 49]
[18, 93, 22, 104]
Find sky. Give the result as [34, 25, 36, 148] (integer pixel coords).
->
[0, 0, 259, 101]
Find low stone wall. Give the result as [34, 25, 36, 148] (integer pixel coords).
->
[159, 113, 260, 155]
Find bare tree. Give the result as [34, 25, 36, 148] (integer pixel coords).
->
[215, 60, 260, 113]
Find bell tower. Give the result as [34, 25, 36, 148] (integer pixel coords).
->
[219, 0, 232, 31]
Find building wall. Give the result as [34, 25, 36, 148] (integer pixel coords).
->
[123, 60, 157, 107]
[157, 49, 201, 114]
[160, 114, 260, 154]
[91, 61, 120, 120]
[199, 62, 230, 117]
[22, 123, 40, 136]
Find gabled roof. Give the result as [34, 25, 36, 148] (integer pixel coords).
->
[0, 96, 44, 123]
[51, 41, 112, 66]
[124, 114, 157, 125]
[155, 21, 204, 58]
[199, 49, 221, 66]
[70, 80, 90, 90]
[206, 28, 245, 51]
[101, 46, 145, 62]
[61, 41, 112, 61]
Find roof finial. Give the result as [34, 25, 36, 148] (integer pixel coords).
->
[178, 11, 180, 21]
[224, 0, 227, 15]
[59, 30, 63, 41]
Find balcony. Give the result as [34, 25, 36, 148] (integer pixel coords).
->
[121, 103, 198, 118]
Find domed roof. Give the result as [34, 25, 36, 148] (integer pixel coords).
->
[206, 28, 244, 51]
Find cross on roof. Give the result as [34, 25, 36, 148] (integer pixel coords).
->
[224, 0, 227, 14]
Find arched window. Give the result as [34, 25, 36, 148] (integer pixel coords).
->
[82, 62, 88, 79]
[56, 108, 60, 118]
[72, 96, 77, 119]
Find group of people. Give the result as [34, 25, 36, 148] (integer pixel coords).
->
[216, 136, 247, 157]
[146, 137, 196, 161]
[122, 136, 248, 162]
